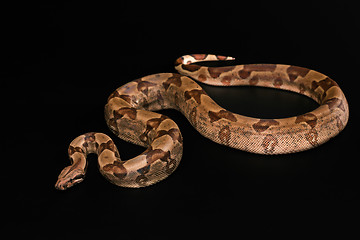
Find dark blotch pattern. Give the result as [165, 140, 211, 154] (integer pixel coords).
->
[252, 119, 280, 133]
[208, 109, 237, 123]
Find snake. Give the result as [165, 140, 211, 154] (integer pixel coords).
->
[55, 54, 349, 190]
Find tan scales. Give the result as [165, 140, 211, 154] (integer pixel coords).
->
[55, 54, 349, 190]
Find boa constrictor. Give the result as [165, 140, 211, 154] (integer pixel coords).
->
[55, 54, 349, 190]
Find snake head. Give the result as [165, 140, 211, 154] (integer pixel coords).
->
[55, 166, 85, 190]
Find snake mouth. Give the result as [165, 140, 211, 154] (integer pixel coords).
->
[55, 180, 68, 191]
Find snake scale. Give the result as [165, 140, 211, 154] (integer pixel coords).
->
[55, 54, 349, 190]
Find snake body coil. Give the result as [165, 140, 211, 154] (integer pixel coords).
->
[55, 54, 349, 190]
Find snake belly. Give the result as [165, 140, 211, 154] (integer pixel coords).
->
[55, 54, 349, 190]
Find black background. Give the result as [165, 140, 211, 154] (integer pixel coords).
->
[3, 2, 359, 238]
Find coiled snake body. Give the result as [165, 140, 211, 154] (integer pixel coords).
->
[55, 54, 349, 190]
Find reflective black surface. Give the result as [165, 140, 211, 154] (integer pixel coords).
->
[3, 2, 357, 237]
